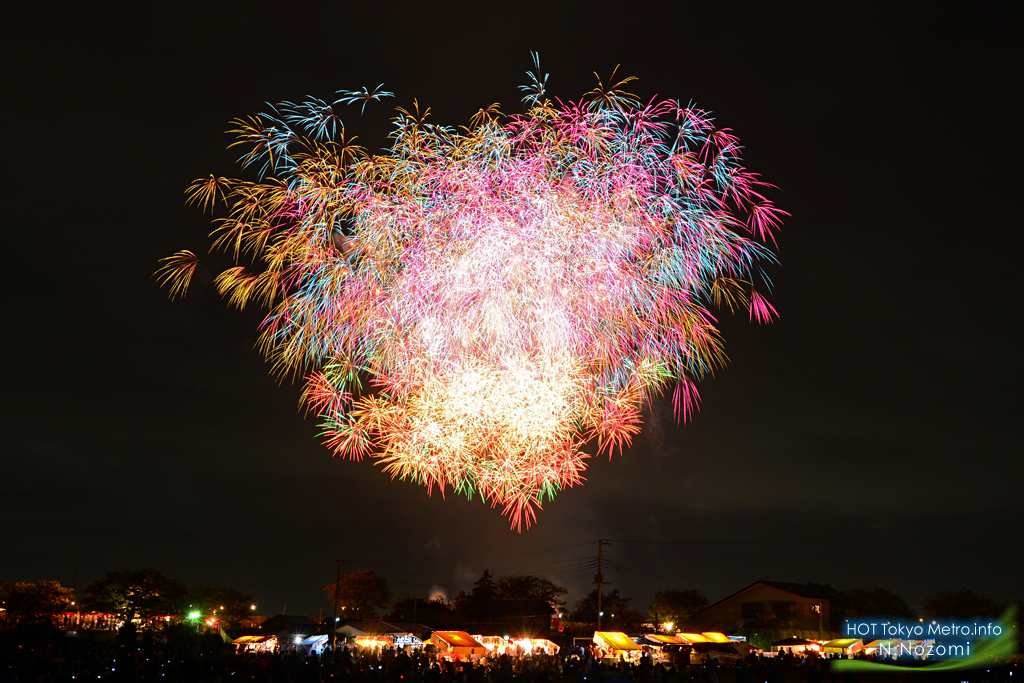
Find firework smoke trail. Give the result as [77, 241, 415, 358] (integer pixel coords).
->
[158, 57, 785, 530]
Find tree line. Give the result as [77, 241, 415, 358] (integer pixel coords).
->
[328, 570, 724, 632]
[1, 569, 254, 628]
[323, 569, 572, 628]
[5, 569, 1007, 637]
[323, 570, 1010, 634]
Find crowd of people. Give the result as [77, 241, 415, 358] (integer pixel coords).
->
[0, 634, 1017, 683]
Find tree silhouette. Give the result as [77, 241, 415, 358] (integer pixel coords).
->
[387, 594, 453, 628]
[176, 585, 255, 628]
[496, 575, 568, 611]
[324, 570, 391, 618]
[805, 582, 915, 628]
[648, 589, 709, 629]
[84, 569, 179, 622]
[1, 580, 76, 625]
[924, 590, 1002, 620]
[571, 588, 645, 630]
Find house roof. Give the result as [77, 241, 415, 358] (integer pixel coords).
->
[694, 581, 832, 617]
[386, 622, 435, 633]
[258, 615, 320, 635]
[341, 620, 396, 634]
[757, 582, 834, 600]
[340, 620, 434, 635]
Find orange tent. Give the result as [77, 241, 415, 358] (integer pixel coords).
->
[643, 634, 688, 645]
[429, 631, 488, 656]
[594, 632, 642, 651]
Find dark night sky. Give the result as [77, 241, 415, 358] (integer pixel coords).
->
[2, 1, 1021, 619]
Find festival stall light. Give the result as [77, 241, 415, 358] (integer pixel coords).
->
[511, 638, 560, 655]
[475, 635, 507, 652]
[354, 635, 394, 649]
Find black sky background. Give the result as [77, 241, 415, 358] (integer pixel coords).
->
[2, 1, 1021, 619]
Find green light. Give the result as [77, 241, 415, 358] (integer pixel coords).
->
[188, 611, 201, 620]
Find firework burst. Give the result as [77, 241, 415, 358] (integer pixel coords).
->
[160, 57, 785, 529]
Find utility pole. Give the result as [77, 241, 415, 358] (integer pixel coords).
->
[72, 565, 79, 628]
[332, 559, 347, 660]
[594, 539, 612, 632]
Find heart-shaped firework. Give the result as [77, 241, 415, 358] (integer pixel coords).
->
[159, 60, 784, 530]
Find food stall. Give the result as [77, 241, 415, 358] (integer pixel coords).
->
[635, 634, 688, 662]
[298, 635, 329, 656]
[355, 634, 394, 650]
[771, 637, 815, 654]
[427, 631, 488, 659]
[393, 634, 425, 651]
[594, 631, 643, 662]
[868, 640, 936, 660]
[637, 635, 687, 646]
[863, 639, 897, 656]
[231, 635, 278, 653]
[474, 635, 509, 654]
[678, 633, 711, 644]
[511, 638, 559, 655]
[821, 638, 863, 656]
